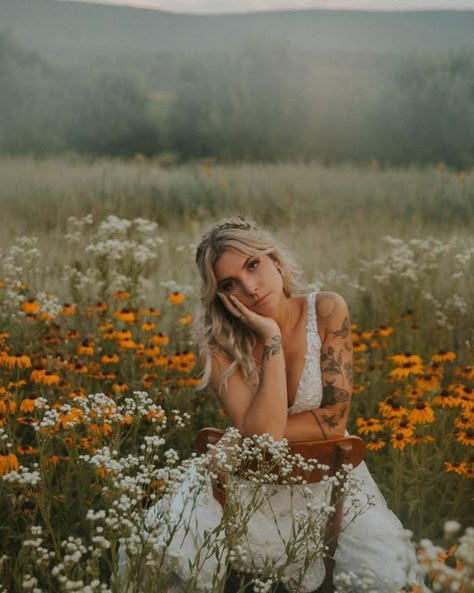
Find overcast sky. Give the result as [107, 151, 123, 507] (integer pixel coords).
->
[61, 0, 474, 13]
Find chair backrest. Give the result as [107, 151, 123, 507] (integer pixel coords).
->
[196, 427, 366, 483]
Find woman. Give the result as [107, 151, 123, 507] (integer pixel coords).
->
[139, 217, 416, 593]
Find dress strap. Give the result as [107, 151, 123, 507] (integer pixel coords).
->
[306, 292, 321, 350]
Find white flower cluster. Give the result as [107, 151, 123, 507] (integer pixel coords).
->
[2, 464, 41, 486]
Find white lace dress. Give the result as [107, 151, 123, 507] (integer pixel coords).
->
[128, 292, 417, 593]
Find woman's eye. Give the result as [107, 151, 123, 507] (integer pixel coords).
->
[248, 259, 259, 270]
[221, 280, 235, 292]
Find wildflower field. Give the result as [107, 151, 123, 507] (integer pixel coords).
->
[0, 157, 473, 593]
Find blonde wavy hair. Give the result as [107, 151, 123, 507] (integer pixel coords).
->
[195, 217, 301, 394]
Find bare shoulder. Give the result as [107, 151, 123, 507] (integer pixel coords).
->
[315, 291, 350, 341]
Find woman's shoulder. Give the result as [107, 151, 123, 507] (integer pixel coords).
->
[313, 291, 349, 337]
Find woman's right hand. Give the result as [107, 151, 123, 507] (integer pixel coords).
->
[217, 292, 281, 342]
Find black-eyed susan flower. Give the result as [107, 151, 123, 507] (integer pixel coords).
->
[391, 430, 410, 450]
[77, 339, 94, 356]
[17, 445, 36, 455]
[365, 434, 386, 451]
[119, 338, 137, 350]
[149, 333, 169, 346]
[432, 389, 459, 408]
[415, 374, 441, 392]
[115, 308, 136, 323]
[351, 385, 365, 394]
[141, 321, 157, 332]
[19, 398, 37, 414]
[356, 417, 384, 435]
[409, 399, 435, 425]
[379, 397, 408, 419]
[20, 299, 40, 314]
[375, 325, 394, 337]
[393, 417, 415, 437]
[454, 414, 473, 431]
[409, 433, 434, 445]
[101, 354, 120, 364]
[389, 361, 424, 380]
[455, 365, 474, 380]
[444, 461, 468, 477]
[390, 352, 423, 366]
[40, 371, 61, 386]
[178, 314, 193, 325]
[0, 453, 19, 475]
[431, 349, 456, 363]
[112, 381, 128, 393]
[61, 303, 76, 316]
[113, 290, 130, 300]
[0, 353, 32, 369]
[455, 429, 474, 447]
[168, 291, 185, 305]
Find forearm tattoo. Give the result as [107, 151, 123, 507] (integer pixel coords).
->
[263, 335, 282, 361]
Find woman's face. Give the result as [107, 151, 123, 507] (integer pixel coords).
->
[213, 249, 284, 312]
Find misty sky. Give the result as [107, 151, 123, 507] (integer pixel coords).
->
[60, 0, 474, 13]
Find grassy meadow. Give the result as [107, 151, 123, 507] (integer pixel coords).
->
[0, 156, 473, 592]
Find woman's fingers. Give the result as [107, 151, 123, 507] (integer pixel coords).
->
[217, 292, 243, 319]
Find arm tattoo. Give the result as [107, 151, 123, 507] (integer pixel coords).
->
[328, 316, 350, 339]
[321, 412, 339, 429]
[263, 335, 282, 361]
[310, 409, 328, 439]
[321, 380, 350, 407]
[321, 346, 343, 377]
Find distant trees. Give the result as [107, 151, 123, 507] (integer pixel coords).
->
[0, 33, 159, 157]
[1, 32, 473, 167]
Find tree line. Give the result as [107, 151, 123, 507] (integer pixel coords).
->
[1, 33, 473, 168]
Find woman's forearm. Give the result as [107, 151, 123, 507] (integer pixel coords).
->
[241, 334, 288, 440]
[284, 404, 348, 442]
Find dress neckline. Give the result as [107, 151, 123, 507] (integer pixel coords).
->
[288, 292, 318, 412]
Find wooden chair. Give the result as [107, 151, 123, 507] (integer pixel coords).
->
[196, 428, 366, 593]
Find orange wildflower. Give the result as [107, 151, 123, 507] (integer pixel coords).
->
[356, 417, 384, 435]
[115, 309, 136, 323]
[455, 365, 474, 380]
[0, 354, 32, 369]
[432, 389, 459, 408]
[178, 314, 193, 325]
[77, 339, 94, 356]
[379, 397, 408, 419]
[431, 349, 456, 363]
[101, 354, 120, 364]
[415, 374, 441, 392]
[390, 353, 423, 366]
[391, 430, 409, 450]
[409, 399, 435, 425]
[455, 429, 474, 447]
[444, 461, 468, 476]
[149, 333, 169, 346]
[365, 434, 386, 451]
[141, 321, 157, 331]
[61, 303, 76, 316]
[389, 361, 424, 380]
[119, 338, 137, 350]
[112, 382, 128, 393]
[0, 453, 19, 475]
[21, 300, 40, 314]
[20, 398, 37, 413]
[375, 325, 394, 337]
[113, 290, 130, 300]
[168, 291, 185, 305]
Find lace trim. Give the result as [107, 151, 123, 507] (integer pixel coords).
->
[288, 292, 323, 415]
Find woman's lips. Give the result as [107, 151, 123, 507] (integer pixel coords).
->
[253, 293, 270, 307]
